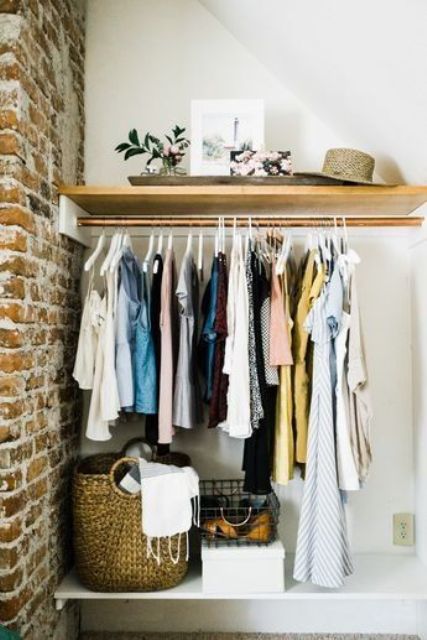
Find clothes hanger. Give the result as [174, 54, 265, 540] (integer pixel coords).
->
[100, 229, 120, 276]
[197, 229, 204, 281]
[143, 230, 154, 272]
[84, 225, 106, 272]
[109, 226, 131, 273]
[157, 228, 163, 257]
[167, 229, 173, 251]
[185, 226, 192, 255]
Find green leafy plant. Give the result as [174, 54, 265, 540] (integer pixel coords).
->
[115, 125, 190, 172]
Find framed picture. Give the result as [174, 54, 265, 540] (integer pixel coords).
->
[230, 150, 292, 177]
[191, 99, 264, 176]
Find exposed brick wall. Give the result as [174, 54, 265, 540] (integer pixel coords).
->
[0, 0, 85, 638]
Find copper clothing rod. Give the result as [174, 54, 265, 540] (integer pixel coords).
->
[77, 216, 424, 228]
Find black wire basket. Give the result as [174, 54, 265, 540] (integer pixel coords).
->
[199, 479, 280, 547]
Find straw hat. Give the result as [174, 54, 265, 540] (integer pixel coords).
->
[295, 148, 387, 185]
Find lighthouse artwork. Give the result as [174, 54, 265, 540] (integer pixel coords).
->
[191, 99, 264, 175]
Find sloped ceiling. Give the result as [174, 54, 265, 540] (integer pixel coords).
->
[199, 0, 427, 184]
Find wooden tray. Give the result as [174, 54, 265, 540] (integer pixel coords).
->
[127, 175, 347, 186]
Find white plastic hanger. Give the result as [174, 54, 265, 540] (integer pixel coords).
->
[197, 230, 204, 280]
[157, 230, 163, 256]
[186, 229, 192, 255]
[143, 231, 154, 273]
[84, 231, 105, 272]
[109, 231, 132, 273]
[100, 231, 121, 276]
[167, 231, 173, 251]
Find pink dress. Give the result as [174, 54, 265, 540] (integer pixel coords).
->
[269, 261, 293, 366]
[158, 248, 177, 444]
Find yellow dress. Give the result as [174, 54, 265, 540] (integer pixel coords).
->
[272, 270, 294, 485]
[293, 253, 325, 463]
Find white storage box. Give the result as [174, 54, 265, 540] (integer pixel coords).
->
[201, 540, 285, 594]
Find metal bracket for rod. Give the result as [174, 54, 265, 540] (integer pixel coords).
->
[58, 195, 91, 247]
[55, 597, 67, 611]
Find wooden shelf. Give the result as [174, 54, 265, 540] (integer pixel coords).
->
[59, 184, 427, 217]
[54, 554, 427, 610]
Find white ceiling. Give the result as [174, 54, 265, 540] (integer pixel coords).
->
[199, 0, 427, 184]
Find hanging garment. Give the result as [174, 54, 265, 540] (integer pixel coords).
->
[173, 249, 201, 429]
[199, 256, 219, 402]
[223, 234, 251, 438]
[223, 234, 238, 376]
[243, 254, 275, 494]
[246, 243, 264, 430]
[86, 270, 120, 441]
[115, 248, 142, 409]
[158, 248, 178, 444]
[292, 250, 316, 463]
[294, 289, 353, 589]
[270, 259, 293, 367]
[272, 269, 294, 485]
[208, 251, 229, 428]
[260, 266, 279, 386]
[73, 268, 102, 390]
[134, 266, 157, 414]
[335, 310, 360, 490]
[347, 271, 373, 485]
[145, 253, 164, 445]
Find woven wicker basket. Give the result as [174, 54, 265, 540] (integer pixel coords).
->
[73, 453, 188, 592]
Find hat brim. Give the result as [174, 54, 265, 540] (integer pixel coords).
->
[294, 171, 394, 186]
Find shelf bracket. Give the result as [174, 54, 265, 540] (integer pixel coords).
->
[58, 195, 91, 247]
[55, 597, 67, 611]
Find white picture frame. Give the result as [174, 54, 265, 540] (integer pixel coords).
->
[191, 99, 265, 176]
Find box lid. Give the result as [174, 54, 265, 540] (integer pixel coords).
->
[202, 539, 285, 560]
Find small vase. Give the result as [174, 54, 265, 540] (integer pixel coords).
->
[159, 161, 186, 177]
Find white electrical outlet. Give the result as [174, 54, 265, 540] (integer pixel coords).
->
[393, 512, 415, 546]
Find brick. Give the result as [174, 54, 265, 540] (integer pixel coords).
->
[0, 275, 25, 299]
[0, 183, 26, 205]
[0, 327, 23, 347]
[0, 255, 36, 277]
[0, 0, 21, 12]
[0, 490, 25, 517]
[0, 468, 22, 491]
[0, 207, 35, 232]
[28, 477, 47, 501]
[0, 566, 23, 592]
[0, 399, 25, 419]
[0, 302, 36, 323]
[0, 351, 34, 372]
[0, 227, 27, 251]
[0, 131, 22, 156]
[0, 109, 19, 130]
[26, 456, 47, 482]
[0, 516, 21, 542]
[0, 546, 18, 570]
[0, 375, 25, 396]
[0, 421, 21, 442]
[0, 587, 30, 622]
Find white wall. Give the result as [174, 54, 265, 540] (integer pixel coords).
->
[411, 231, 427, 565]
[199, 0, 427, 184]
[84, 0, 346, 184]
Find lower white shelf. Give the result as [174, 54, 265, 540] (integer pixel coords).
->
[54, 553, 427, 610]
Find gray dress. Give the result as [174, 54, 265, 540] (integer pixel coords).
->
[173, 250, 200, 429]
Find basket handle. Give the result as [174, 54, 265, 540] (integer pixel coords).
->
[109, 456, 140, 498]
[219, 506, 252, 527]
[120, 437, 155, 458]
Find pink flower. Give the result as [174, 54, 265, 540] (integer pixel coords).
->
[170, 145, 179, 154]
